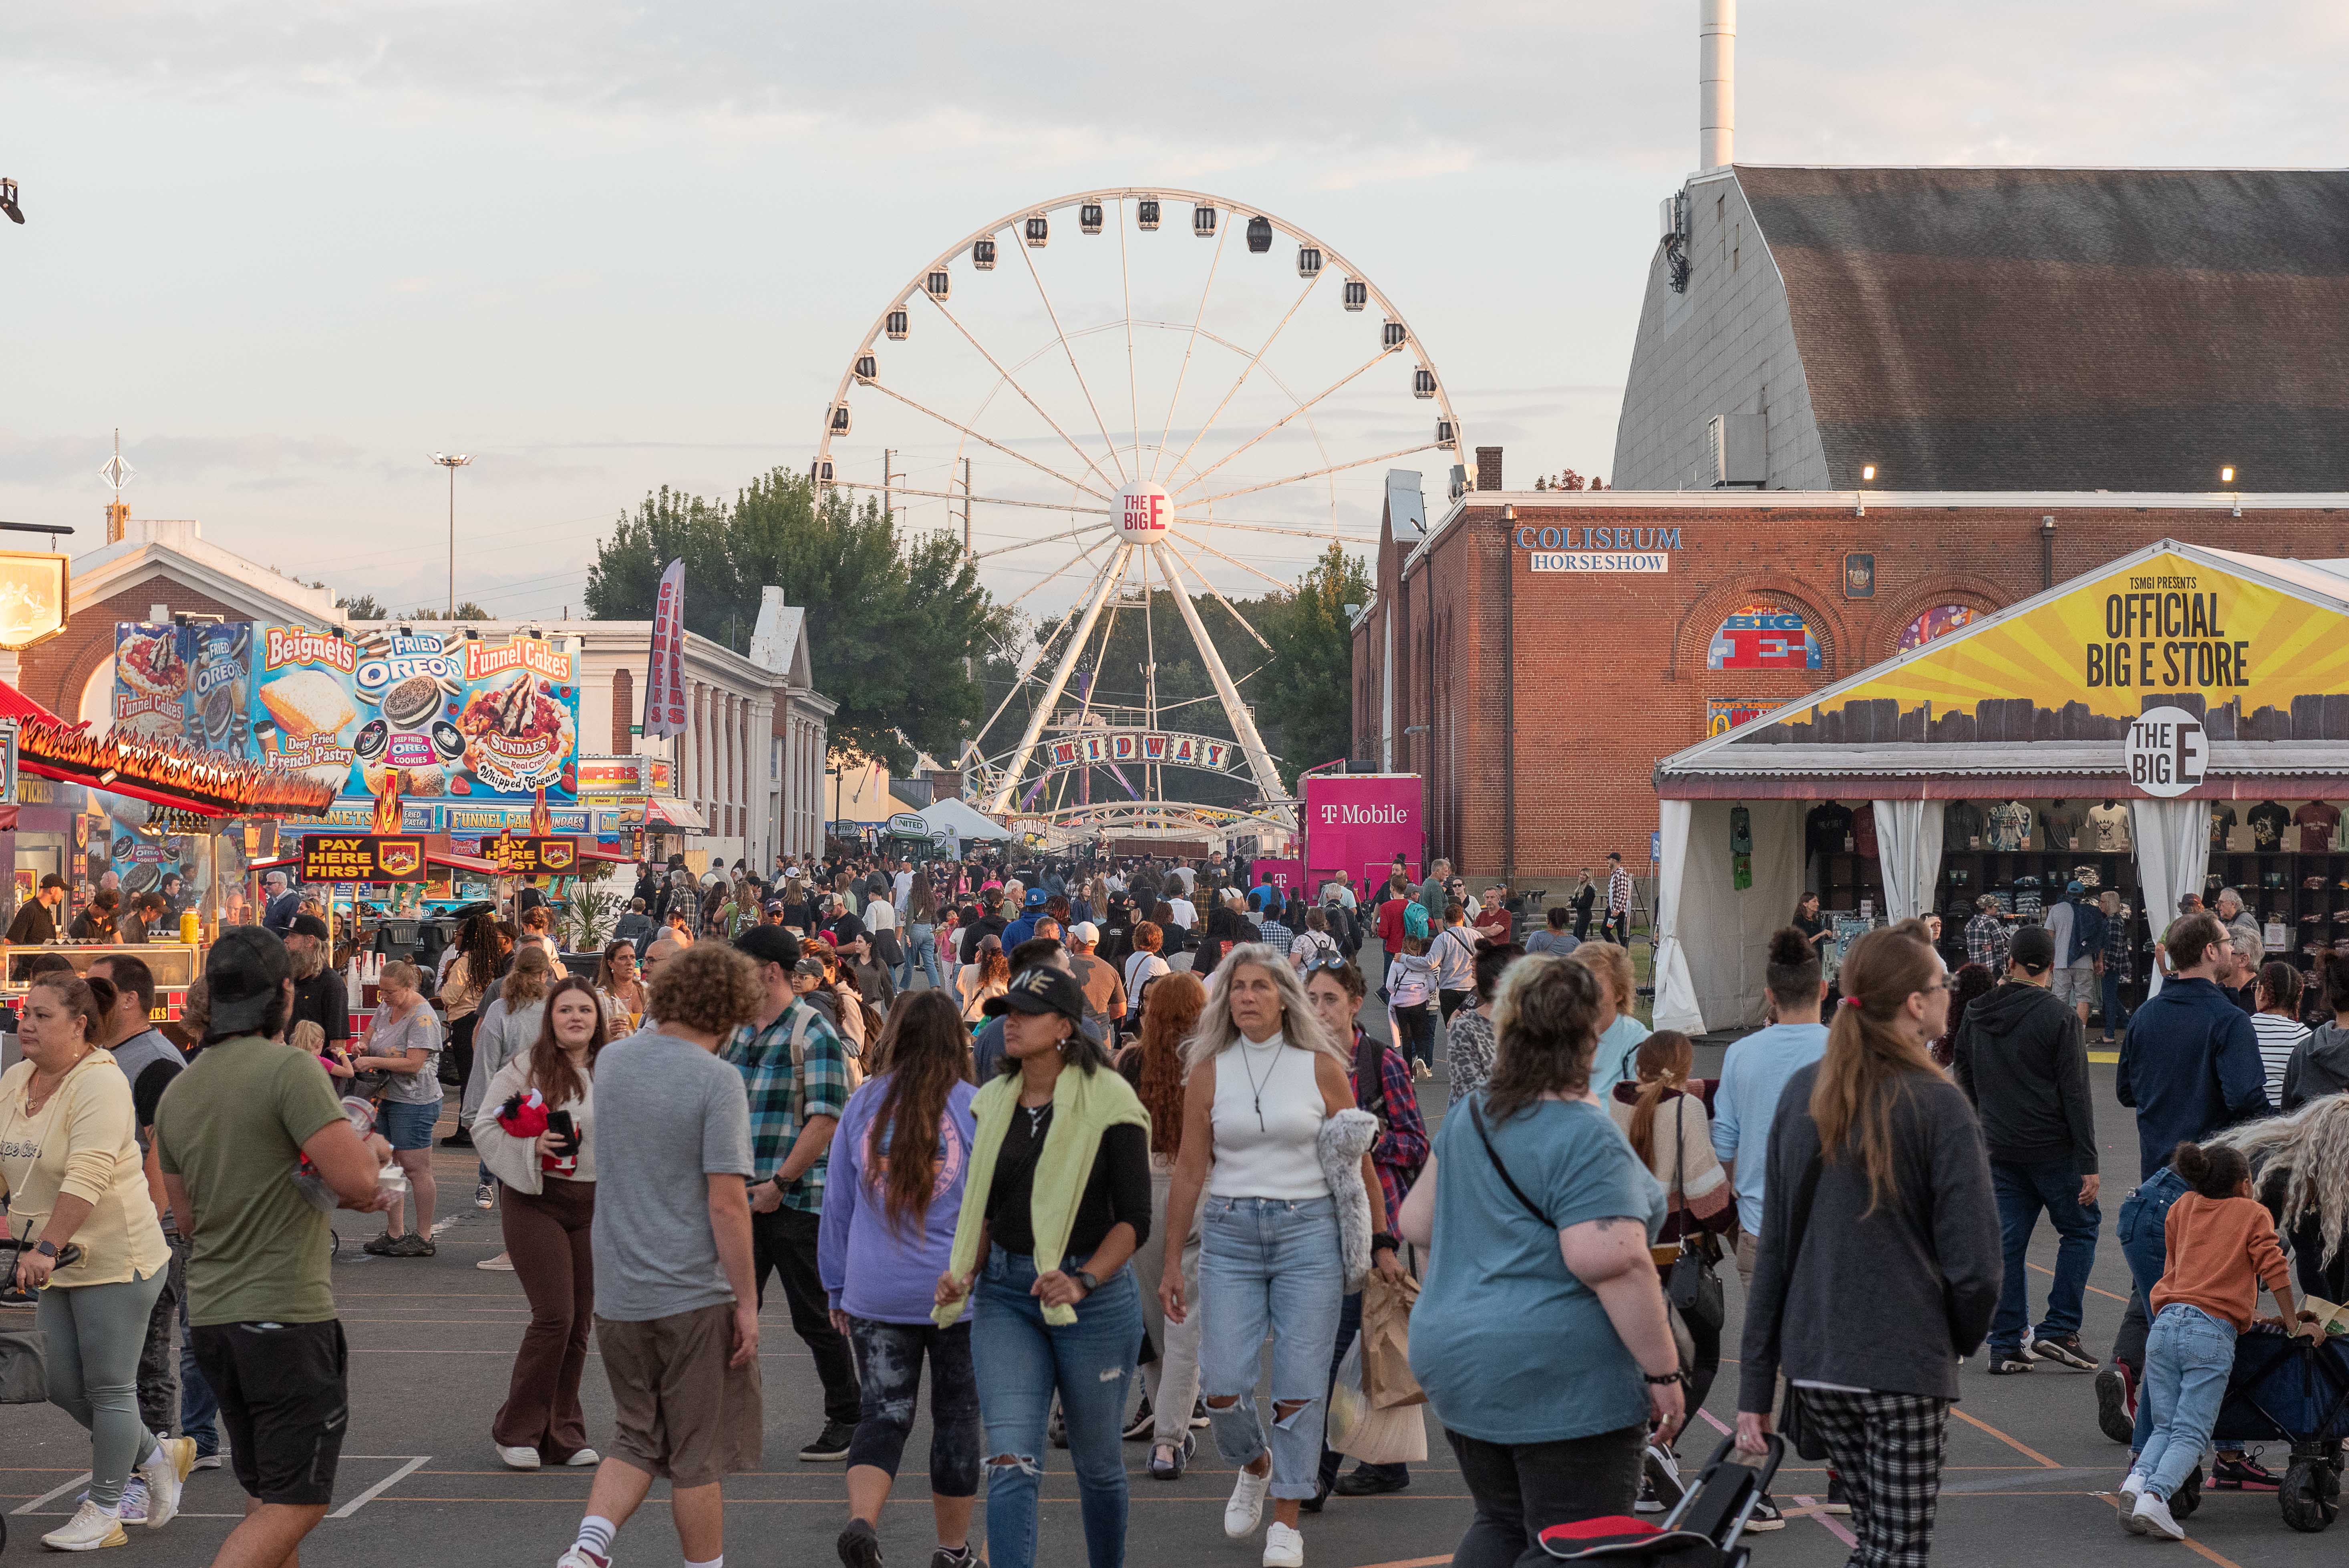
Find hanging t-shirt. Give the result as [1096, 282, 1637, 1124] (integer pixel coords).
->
[2039, 800, 2087, 852]
[2293, 801, 2341, 854]
[2088, 802, 2133, 853]
[1985, 802, 2036, 851]
[2209, 803, 2238, 850]
[1804, 802, 1854, 860]
[1943, 800, 1986, 850]
[2247, 801, 2291, 852]
[1852, 803, 1878, 859]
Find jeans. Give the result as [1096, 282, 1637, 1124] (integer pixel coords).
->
[2100, 968, 2130, 1039]
[2138, 1304, 2236, 1502]
[899, 922, 944, 991]
[1198, 1194, 1346, 1500]
[1318, 1290, 1407, 1493]
[846, 1316, 980, 1494]
[1392, 1002, 1437, 1072]
[38, 1268, 167, 1508]
[1989, 1158, 2101, 1353]
[170, 1270, 219, 1453]
[2116, 1167, 2188, 1452]
[750, 1206, 861, 1426]
[970, 1245, 1142, 1568]
[135, 1232, 189, 1438]
[1445, 1424, 1644, 1568]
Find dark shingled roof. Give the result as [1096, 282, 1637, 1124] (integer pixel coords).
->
[1737, 166, 2349, 491]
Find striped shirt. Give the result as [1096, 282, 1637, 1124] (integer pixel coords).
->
[2252, 1012, 2311, 1106]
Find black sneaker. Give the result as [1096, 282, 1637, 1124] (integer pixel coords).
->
[391, 1233, 436, 1257]
[2032, 1333, 2099, 1371]
[1123, 1396, 1155, 1441]
[1987, 1350, 2037, 1375]
[2210, 1451, 2280, 1492]
[929, 1549, 972, 1568]
[836, 1518, 882, 1568]
[1637, 1445, 1682, 1515]
[362, 1232, 404, 1256]
[1744, 1494, 1785, 1532]
[1191, 1398, 1210, 1429]
[2095, 1363, 2137, 1444]
[1049, 1402, 1068, 1448]
[800, 1421, 856, 1462]
[1634, 1473, 1663, 1514]
[1825, 1472, 1851, 1514]
[1332, 1467, 1410, 1498]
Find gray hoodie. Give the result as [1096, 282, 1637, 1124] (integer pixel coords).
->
[2283, 1022, 2349, 1112]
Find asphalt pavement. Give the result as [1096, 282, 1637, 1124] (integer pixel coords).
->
[4, 969, 2335, 1568]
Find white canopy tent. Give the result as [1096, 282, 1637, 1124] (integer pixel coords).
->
[918, 796, 1014, 843]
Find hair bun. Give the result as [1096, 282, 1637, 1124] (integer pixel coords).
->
[1767, 927, 1813, 967]
[2172, 1141, 2210, 1182]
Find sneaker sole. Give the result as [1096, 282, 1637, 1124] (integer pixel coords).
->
[1742, 1517, 1786, 1532]
[837, 1527, 884, 1568]
[799, 1449, 853, 1463]
[2095, 1369, 2134, 1443]
[2034, 1344, 2099, 1371]
[44, 1524, 131, 1552]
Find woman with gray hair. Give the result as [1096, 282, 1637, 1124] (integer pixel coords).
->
[1159, 944, 1386, 1568]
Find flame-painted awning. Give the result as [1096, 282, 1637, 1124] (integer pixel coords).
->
[10, 703, 338, 820]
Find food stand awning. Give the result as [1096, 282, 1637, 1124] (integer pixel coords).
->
[644, 797, 706, 831]
[2, 678, 339, 822]
[1649, 539, 2349, 1033]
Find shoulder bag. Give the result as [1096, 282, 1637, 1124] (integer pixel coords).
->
[1468, 1096, 1552, 1228]
[1665, 1097, 1725, 1334]
[1773, 1147, 1831, 1461]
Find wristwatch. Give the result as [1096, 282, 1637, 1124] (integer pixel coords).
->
[1070, 1269, 1099, 1296]
[769, 1173, 789, 1193]
[34, 1240, 58, 1258]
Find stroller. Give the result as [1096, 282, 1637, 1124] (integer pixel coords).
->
[1536, 1434, 1784, 1566]
[2167, 1323, 2349, 1534]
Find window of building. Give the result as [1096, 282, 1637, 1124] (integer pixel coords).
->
[1898, 604, 1980, 650]
[1706, 602, 1822, 671]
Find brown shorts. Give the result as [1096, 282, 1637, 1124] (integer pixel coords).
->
[596, 1302, 763, 1488]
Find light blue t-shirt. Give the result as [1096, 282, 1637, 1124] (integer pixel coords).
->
[1410, 1096, 1666, 1444]
[1709, 1021, 1831, 1235]
[1589, 1014, 1653, 1105]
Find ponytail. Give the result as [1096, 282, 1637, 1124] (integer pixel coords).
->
[1810, 928, 1942, 1215]
[1625, 1029, 1694, 1167]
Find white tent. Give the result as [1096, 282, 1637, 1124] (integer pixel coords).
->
[918, 797, 1014, 842]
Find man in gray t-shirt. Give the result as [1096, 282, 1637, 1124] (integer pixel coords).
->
[590, 1026, 756, 1322]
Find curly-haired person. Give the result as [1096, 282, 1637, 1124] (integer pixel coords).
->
[558, 941, 767, 1568]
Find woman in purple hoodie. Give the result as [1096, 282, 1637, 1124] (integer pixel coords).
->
[819, 990, 983, 1568]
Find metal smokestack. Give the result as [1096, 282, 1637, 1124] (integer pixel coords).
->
[1700, 0, 1735, 171]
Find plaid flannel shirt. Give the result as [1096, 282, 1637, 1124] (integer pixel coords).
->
[722, 998, 850, 1214]
[2102, 906, 2134, 980]
[1607, 865, 1633, 915]
[1965, 911, 2011, 972]
[1350, 1028, 1429, 1229]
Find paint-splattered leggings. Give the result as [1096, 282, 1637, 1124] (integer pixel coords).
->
[845, 1316, 980, 1494]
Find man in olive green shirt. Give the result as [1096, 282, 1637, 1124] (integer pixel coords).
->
[155, 928, 393, 1568]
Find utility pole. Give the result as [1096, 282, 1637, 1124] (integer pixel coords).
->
[431, 453, 473, 616]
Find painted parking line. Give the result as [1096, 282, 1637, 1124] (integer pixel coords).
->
[329, 1455, 433, 1518]
[12, 1472, 91, 1516]
[2093, 1491, 2246, 1568]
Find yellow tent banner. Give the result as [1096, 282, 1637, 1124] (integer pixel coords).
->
[1732, 547, 2349, 747]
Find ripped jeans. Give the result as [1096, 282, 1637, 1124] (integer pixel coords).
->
[1198, 1194, 1345, 1500]
[970, 1245, 1142, 1568]
[845, 1316, 980, 1494]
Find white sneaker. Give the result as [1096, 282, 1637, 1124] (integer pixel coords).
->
[498, 1443, 544, 1469]
[1263, 1520, 1304, 1568]
[1225, 1465, 1271, 1539]
[2117, 1472, 2147, 1530]
[556, 1550, 611, 1568]
[2133, 1491, 2185, 1541]
[478, 1251, 515, 1271]
[42, 1501, 129, 1552]
[565, 1448, 601, 1466]
[138, 1433, 196, 1527]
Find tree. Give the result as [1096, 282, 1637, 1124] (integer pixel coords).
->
[584, 470, 997, 773]
[336, 592, 389, 620]
[407, 602, 489, 620]
[1252, 544, 1371, 788]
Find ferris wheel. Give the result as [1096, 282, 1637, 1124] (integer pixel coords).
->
[814, 187, 1463, 842]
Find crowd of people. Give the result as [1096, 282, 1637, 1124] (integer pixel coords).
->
[17, 832, 2349, 1568]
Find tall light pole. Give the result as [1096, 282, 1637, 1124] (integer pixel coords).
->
[431, 453, 473, 616]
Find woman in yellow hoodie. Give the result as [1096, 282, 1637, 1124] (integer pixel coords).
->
[1, 971, 194, 1550]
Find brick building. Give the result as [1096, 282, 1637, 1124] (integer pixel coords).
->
[1351, 477, 2349, 888]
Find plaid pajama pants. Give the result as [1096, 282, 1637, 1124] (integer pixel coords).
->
[1797, 1389, 1952, 1568]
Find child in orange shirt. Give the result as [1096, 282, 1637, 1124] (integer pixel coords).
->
[2121, 1141, 2320, 1540]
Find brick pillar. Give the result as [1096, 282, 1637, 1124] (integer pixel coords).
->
[611, 667, 633, 750]
[1475, 446, 1503, 491]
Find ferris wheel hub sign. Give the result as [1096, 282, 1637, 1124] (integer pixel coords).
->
[1119, 481, 1171, 542]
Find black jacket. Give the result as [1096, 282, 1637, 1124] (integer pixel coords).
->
[2283, 1022, 2349, 1111]
[1739, 1063, 2001, 1406]
[1951, 980, 2098, 1171]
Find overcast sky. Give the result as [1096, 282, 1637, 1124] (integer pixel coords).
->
[3, 1, 2342, 621]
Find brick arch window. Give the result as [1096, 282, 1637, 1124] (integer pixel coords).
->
[1671, 582, 1844, 683]
[1874, 581, 2007, 663]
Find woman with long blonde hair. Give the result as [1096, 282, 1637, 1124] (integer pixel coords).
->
[1565, 940, 1649, 1101]
[1736, 928, 1999, 1568]
[1159, 946, 1379, 1566]
[1117, 969, 1209, 1478]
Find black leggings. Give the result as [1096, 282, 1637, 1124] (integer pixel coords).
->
[1446, 1424, 1644, 1568]
[846, 1317, 981, 1495]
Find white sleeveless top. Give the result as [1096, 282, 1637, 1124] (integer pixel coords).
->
[1207, 1033, 1329, 1200]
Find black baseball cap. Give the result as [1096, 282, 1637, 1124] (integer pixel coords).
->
[290, 913, 331, 941]
[983, 964, 1087, 1025]
[206, 925, 291, 1035]
[37, 873, 64, 891]
[2010, 926, 2055, 973]
[735, 924, 802, 970]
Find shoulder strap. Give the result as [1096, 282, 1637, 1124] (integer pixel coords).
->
[1469, 1097, 1552, 1228]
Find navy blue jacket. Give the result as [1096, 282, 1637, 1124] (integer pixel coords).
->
[2115, 975, 2271, 1180]
[2069, 899, 2108, 961]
